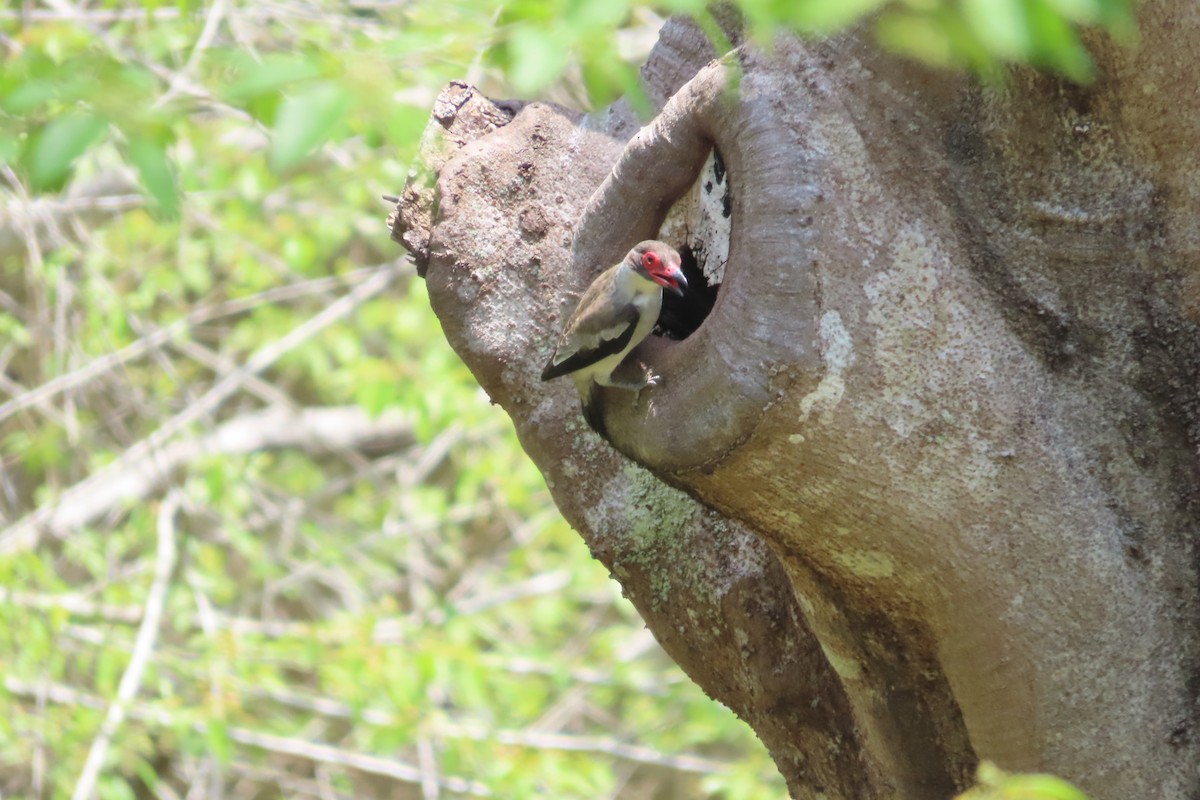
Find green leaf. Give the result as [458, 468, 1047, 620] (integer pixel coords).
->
[962, 0, 1031, 59]
[126, 136, 180, 219]
[1026, 0, 1095, 81]
[2, 79, 58, 115]
[352, 363, 402, 416]
[959, 762, 1093, 800]
[223, 53, 324, 103]
[785, 0, 891, 33]
[204, 718, 234, 764]
[268, 82, 350, 171]
[133, 758, 160, 793]
[0, 313, 31, 347]
[1041, 0, 1103, 22]
[27, 113, 107, 191]
[1003, 774, 1092, 799]
[0, 139, 17, 174]
[505, 26, 572, 94]
[98, 776, 136, 800]
[1092, 0, 1138, 34]
[875, 11, 957, 68]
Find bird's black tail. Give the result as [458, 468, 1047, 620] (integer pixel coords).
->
[581, 383, 608, 440]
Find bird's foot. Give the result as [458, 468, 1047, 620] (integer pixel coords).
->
[604, 364, 660, 393]
[629, 367, 661, 408]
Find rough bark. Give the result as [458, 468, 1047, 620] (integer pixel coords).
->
[389, 7, 1200, 799]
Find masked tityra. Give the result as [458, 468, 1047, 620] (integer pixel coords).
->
[541, 240, 687, 433]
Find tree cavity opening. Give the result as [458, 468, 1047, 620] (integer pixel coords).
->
[656, 147, 729, 341]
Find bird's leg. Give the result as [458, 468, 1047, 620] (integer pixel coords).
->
[602, 361, 659, 394]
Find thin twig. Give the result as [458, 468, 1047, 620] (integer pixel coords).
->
[165, 332, 294, 409]
[116, 265, 394, 458]
[418, 737, 440, 800]
[167, 0, 227, 103]
[0, 8, 182, 21]
[0, 370, 67, 426]
[230, 728, 491, 795]
[444, 725, 730, 775]
[0, 587, 143, 624]
[71, 491, 181, 800]
[231, 687, 729, 775]
[6, 677, 491, 797]
[0, 265, 392, 425]
[228, 760, 354, 800]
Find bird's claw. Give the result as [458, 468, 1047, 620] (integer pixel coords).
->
[630, 370, 660, 407]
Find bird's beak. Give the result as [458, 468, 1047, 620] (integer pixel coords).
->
[666, 266, 688, 297]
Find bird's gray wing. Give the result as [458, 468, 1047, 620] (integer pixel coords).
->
[541, 296, 640, 381]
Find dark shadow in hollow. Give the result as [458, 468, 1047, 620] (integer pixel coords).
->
[656, 244, 719, 341]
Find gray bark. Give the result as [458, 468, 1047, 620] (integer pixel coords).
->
[389, 7, 1200, 798]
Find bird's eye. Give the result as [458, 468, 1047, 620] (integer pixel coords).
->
[642, 252, 660, 270]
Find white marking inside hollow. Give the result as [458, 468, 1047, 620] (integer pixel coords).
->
[797, 311, 854, 424]
[659, 149, 731, 285]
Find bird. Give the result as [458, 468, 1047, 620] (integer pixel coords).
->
[541, 240, 687, 435]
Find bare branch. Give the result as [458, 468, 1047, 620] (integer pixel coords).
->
[229, 686, 730, 775]
[0, 265, 394, 426]
[418, 737, 440, 800]
[161, 0, 227, 104]
[72, 491, 180, 800]
[228, 728, 491, 796]
[0, 587, 143, 624]
[6, 676, 492, 797]
[228, 760, 355, 800]
[439, 723, 730, 775]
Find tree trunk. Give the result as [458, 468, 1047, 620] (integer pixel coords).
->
[388, 7, 1200, 798]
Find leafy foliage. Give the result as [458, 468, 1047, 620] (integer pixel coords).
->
[873, 0, 1134, 81]
[1, 0, 1137, 215]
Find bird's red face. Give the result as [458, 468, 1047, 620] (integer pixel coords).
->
[640, 245, 688, 297]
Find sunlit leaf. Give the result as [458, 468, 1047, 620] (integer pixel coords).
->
[98, 776, 137, 800]
[268, 81, 350, 171]
[224, 53, 324, 103]
[2, 79, 58, 115]
[876, 11, 957, 67]
[505, 25, 572, 94]
[1027, 0, 1095, 81]
[0, 132, 19, 165]
[204, 718, 234, 764]
[957, 762, 1093, 800]
[962, 0, 1030, 59]
[27, 112, 107, 191]
[1003, 774, 1093, 799]
[126, 135, 181, 219]
[1092, 0, 1138, 33]
[133, 758, 160, 793]
[786, 0, 891, 32]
